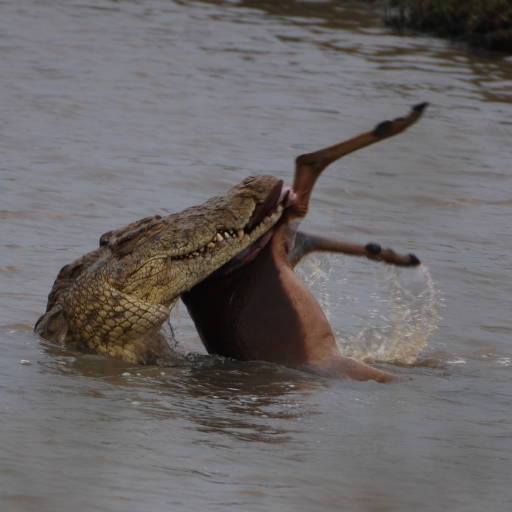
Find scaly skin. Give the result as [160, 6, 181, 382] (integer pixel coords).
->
[35, 175, 285, 364]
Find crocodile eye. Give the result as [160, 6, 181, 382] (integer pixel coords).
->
[99, 230, 114, 247]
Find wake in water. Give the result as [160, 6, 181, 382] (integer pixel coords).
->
[296, 253, 442, 365]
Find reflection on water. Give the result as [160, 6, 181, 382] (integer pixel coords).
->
[37, 331, 323, 443]
[1, 0, 512, 511]
[204, 0, 383, 30]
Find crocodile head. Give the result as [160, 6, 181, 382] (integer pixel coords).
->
[35, 175, 296, 363]
[99, 175, 295, 304]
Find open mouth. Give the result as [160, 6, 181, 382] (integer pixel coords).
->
[208, 183, 297, 274]
[171, 181, 297, 266]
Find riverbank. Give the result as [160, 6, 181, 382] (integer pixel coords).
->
[383, 0, 512, 52]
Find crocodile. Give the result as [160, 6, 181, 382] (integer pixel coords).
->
[35, 176, 295, 364]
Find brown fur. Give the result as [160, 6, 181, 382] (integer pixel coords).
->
[183, 103, 428, 382]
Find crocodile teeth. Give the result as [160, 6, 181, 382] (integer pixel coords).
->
[171, 205, 284, 263]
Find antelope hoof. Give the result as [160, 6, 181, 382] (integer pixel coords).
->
[408, 254, 421, 266]
[413, 101, 429, 113]
[365, 242, 381, 255]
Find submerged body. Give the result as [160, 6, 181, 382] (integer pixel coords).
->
[183, 223, 400, 382]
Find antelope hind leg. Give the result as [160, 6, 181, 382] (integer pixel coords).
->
[288, 232, 421, 268]
[289, 102, 428, 220]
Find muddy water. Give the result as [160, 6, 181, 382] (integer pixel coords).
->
[1, 0, 512, 510]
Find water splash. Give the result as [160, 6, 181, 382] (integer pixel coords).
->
[296, 253, 442, 365]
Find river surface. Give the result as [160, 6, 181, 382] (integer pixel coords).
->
[1, 1, 512, 511]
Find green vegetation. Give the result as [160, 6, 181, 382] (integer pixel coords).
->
[384, 0, 512, 51]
